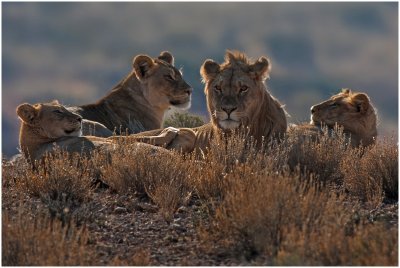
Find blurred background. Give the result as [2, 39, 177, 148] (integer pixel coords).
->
[2, 2, 398, 157]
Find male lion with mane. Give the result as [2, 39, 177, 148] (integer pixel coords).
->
[68, 51, 192, 137]
[290, 89, 378, 147]
[17, 100, 179, 162]
[134, 50, 288, 153]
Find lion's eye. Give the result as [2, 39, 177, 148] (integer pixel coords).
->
[164, 74, 175, 81]
[330, 103, 338, 108]
[214, 85, 222, 92]
[240, 85, 249, 93]
[53, 110, 63, 114]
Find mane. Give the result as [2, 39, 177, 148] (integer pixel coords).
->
[221, 50, 253, 71]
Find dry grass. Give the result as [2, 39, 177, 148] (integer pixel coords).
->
[2, 127, 398, 265]
[13, 149, 94, 224]
[2, 211, 93, 266]
[99, 142, 193, 222]
[192, 129, 397, 265]
[342, 137, 398, 206]
[285, 126, 350, 184]
[211, 168, 397, 265]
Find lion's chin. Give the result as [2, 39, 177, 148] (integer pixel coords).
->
[310, 115, 322, 126]
[219, 119, 241, 130]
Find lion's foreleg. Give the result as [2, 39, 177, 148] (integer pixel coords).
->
[106, 127, 179, 147]
[165, 128, 197, 153]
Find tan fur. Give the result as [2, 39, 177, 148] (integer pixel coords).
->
[69, 51, 192, 137]
[308, 89, 378, 146]
[135, 50, 288, 153]
[17, 101, 179, 162]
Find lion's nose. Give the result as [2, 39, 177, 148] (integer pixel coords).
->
[184, 87, 193, 96]
[222, 107, 237, 116]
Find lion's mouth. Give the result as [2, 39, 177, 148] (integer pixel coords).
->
[170, 100, 185, 105]
[218, 119, 241, 130]
[64, 125, 82, 136]
[64, 129, 75, 134]
[170, 95, 191, 109]
[311, 119, 336, 131]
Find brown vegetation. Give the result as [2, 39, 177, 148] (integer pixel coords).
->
[2, 211, 92, 265]
[2, 127, 398, 265]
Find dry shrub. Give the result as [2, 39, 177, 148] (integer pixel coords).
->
[342, 137, 398, 205]
[2, 211, 93, 266]
[277, 220, 398, 265]
[2, 156, 31, 189]
[285, 126, 350, 184]
[16, 149, 94, 223]
[100, 143, 192, 221]
[187, 130, 282, 204]
[210, 168, 397, 265]
[212, 170, 340, 260]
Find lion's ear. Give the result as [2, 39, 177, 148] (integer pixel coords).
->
[200, 59, 220, 82]
[158, 51, 174, 65]
[249, 56, 271, 81]
[16, 103, 38, 124]
[133, 55, 155, 81]
[352, 93, 370, 114]
[342, 88, 351, 95]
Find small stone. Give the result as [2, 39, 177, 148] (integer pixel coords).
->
[114, 207, 127, 214]
[177, 206, 187, 213]
[172, 223, 187, 233]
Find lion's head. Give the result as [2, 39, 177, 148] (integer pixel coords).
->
[17, 100, 82, 140]
[200, 50, 287, 140]
[133, 51, 192, 110]
[310, 89, 377, 146]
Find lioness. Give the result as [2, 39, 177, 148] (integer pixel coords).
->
[290, 89, 378, 147]
[134, 50, 288, 153]
[310, 89, 378, 146]
[17, 100, 179, 161]
[68, 51, 192, 137]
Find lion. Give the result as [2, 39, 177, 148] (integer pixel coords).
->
[68, 51, 192, 137]
[16, 100, 179, 162]
[290, 89, 378, 147]
[309, 89, 378, 146]
[133, 50, 288, 154]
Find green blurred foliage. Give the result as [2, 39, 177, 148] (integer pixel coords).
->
[163, 111, 205, 129]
